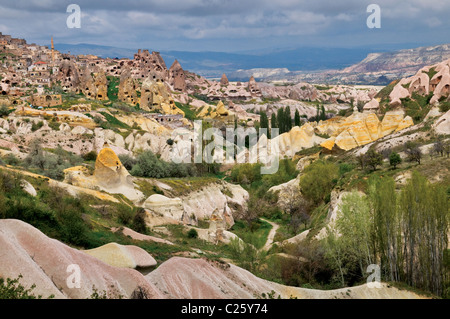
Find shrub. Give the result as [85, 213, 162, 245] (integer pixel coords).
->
[300, 160, 338, 205]
[82, 151, 97, 162]
[31, 121, 44, 132]
[365, 148, 383, 171]
[389, 152, 402, 169]
[3, 153, 21, 166]
[0, 275, 47, 299]
[132, 208, 148, 234]
[338, 163, 354, 175]
[187, 228, 198, 239]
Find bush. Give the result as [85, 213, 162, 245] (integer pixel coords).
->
[118, 154, 137, 171]
[300, 160, 338, 205]
[365, 148, 383, 171]
[31, 121, 44, 132]
[132, 208, 148, 234]
[3, 153, 21, 166]
[129, 150, 195, 178]
[0, 275, 48, 299]
[0, 105, 10, 117]
[389, 152, 402, 169]
[82, 151, 97, 162]
[187, 228, 198, 239]
[338, 163, 354, 175]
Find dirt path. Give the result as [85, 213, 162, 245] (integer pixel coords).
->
[260, 218, 279, 251]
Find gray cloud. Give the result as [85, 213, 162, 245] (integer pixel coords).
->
[0, 0, 448, 51]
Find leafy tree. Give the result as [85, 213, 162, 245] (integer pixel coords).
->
[365, 148, 383, 171]
[389, 152, 402, 169]
[405, 142, 422, 165]
[433, 140, 444, 157]
[300, 160, 338, 205]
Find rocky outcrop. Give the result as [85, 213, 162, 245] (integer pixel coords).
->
[144, 194, 190, 223]
[118, 69, 139, 105]
[146, 257, 423, 299]
[142, 180, 248, 230]
[248, 76, 261, 97]
[389, 59, 450, 107]
[64, 144, 144, 202]
[0, 219, 162, 299]
[0, 220, 425, 299]
[56, 60, 81, 93]
[84, 243, 157, 269]
[220, 73, 229, 86]
[363, 98, 380, 112]
[197, 100, 235, 122]
[80, 71, 108, 101]
[319, 111, 414, 151]
[168, 60, 186, 92]
[140, 76, 184, 116]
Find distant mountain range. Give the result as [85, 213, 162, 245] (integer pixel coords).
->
[53, 42, 450, 85]
[53, 43, 377, 78]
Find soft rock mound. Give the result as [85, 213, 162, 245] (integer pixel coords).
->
[319, 111, 414, 151]
[146, 257, 423, 299]
[144, 194, 188, 222]
[0, 219, 162, 299]
[84, 243, 157, 269]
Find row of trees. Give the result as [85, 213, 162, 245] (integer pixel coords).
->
[325, 172, 449, 296]
[260, 107, 303, 138]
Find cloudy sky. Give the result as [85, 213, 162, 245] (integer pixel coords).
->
[0, 0, 448, 52]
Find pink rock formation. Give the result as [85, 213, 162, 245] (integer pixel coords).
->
[0, 219, 162, 299]
[169, 60, 186, 92]
[220, 73, 229, 86]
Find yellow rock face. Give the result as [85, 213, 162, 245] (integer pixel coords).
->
[84, 243, 157, 269]
[197, 100, 235, 121]
[320, 111, 413, 151]
[380, 111, 405, 136]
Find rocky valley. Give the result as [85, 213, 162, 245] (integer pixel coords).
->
[0, 30, 449, 301]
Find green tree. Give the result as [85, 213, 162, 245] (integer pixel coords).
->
[299, 160, 338, 205]
[389, 152, 402, 169]
[285, 106, 292, 132]
[277, 108, 285, 134]
[271, 112, 278, 132]
[365, 148, 383, 171]
[260, 111, 269, 138]
[294, 109, 301, 127]
[320, 105, 326, 121]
